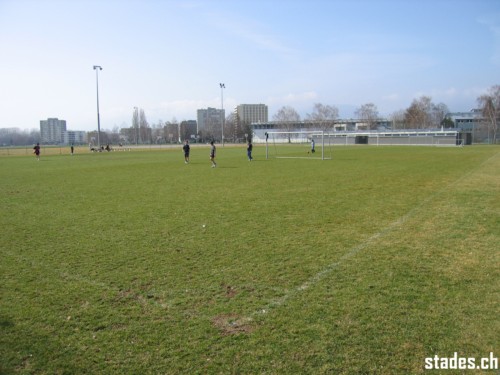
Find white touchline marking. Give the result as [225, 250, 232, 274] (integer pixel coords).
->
[241, 151, 499, 323]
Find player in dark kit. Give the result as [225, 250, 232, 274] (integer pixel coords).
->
[183, 140, 190, 164]
[210, 141, 216, 168]
[247, 141, 253, 161]
[33, 143, 40, 160]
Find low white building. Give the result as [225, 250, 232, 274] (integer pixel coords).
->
[63, 130, 87, 145]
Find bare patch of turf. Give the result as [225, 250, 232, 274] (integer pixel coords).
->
[212, 314, 254, 335]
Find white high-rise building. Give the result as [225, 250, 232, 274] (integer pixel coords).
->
[40, 118, 66, 144]
[235, 104, 268, 125]
[197, 107, 225, 132]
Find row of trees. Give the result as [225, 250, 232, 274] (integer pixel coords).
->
[271, 85, 499, 143]
[1, 86, 498, 146]
[0, 128, 40, 147]
[273, 99, 450, 131]
[84, 110, 254, 146]
[115, 109, 253, 145]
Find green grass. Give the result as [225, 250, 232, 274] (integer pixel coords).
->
[1, 145, 499, 374]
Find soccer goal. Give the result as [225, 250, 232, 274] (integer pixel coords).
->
[265, 131, 332, 160]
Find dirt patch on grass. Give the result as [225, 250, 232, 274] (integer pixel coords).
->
[222, 284, 238, 298]
[212, 314, 253, 335]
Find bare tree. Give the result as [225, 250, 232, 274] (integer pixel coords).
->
[224, 113, 238, 142]
[151, 120, 164, 144]
[273, 106, 301, 142]
[306, 103, 338, 131]
[389, 110, 406, 129]
[355, 103, 379, 130]
[164, 120, 178, 143]
[132, 108, 140, 144]
[179, 120, 198, 142]
[477, 85, 500, 144]
[107, 126, 121, 144]
[404, 97, 451, 129]
[431, 102, 449, 128]
[170, 117, 181, 143]
[139, 109, 151, 143]
[405, 96, 433, 129]
[0, 128, 40, 146]
[119, 127, 135, 144]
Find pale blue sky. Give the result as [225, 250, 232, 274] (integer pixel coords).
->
[1, 0, 499, 131]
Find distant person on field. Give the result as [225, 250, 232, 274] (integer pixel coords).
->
[210, 141, 217, 168]
[70, 144, 74, 155]
[247, 141, 253, 161]
[33, 143, 40, 160]
[311, 138, 315, 153]
[183, 140, 190, 164]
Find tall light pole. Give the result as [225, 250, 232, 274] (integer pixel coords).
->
[220, 83, 225, 146]
[93, 65, 102, 149]
[133, 107, 138, 145]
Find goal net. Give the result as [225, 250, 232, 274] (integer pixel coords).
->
[265, 131, 332, 160]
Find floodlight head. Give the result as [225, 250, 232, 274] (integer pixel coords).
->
[220, 83, 225, 88]
[93, 65, 102, 70]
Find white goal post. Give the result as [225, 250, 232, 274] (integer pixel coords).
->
[264, 131, 332, 160]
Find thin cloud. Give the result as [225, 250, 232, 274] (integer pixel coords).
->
[477, 13, 500, 64]
[268, 91, 318, 105]
[175, 1, 202, 10]
[206, 11, 299, 59]
[382, 93, 401, 102]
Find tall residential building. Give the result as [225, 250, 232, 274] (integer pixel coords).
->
[197, 107, 225, 133]
[40, 118, 67, 144]
[235, 104, 268, 125]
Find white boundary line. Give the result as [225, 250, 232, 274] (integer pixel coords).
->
[276, 156, 332, 160]
[238, 151, 499, 324]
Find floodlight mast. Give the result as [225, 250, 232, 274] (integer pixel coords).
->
[133, 107, 139, 145]
[220, 83, 225, 147]
[93, 65, 103, 149]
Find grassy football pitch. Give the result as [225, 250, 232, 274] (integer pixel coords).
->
[1, 145, 499, 374]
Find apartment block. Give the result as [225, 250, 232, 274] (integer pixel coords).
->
[235, 104, 268, 125]
[40, 118, 67, 144]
